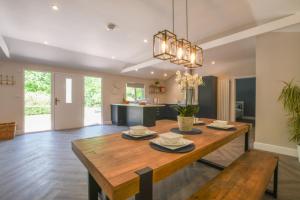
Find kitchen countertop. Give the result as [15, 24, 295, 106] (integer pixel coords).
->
[111, 104, 165, 107]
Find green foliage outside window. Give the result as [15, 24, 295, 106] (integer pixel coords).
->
[25, 71, 51, 115]
[24, 72, 102, 115]
[126, 86, 145, 101]
[84, 77, 102, 107]
[25, 71, 51, 94]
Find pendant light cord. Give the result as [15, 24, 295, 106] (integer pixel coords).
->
[172, 0, 175, 33]
[186, 0, 189, 40]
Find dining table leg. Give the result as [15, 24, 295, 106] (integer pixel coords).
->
[244, 131, 249, 152]
[198, 131, 250, 170]
[135, 167, 153, 200]
[88, 173, 102, 200]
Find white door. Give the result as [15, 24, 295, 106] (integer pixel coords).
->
[54, 73, 84, 130]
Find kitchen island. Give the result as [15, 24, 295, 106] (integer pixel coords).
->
[111, 104, 165, 127]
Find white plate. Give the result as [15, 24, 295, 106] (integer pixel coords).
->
[122, 130, 157, 138]
[150, 138, 194, 150]
[207, 123, 235, 130]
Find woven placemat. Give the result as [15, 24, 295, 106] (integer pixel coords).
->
[170, 128, 202, 135]
[149, 142, 195, 153]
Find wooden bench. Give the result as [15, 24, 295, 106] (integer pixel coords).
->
[189, 150, 279, 200]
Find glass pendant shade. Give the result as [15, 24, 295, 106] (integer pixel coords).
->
[153, 30, 177, 60]
[170, 39, 191, 65]
[185, 45, 203, 68]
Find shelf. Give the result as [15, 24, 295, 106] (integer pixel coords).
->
[149, 85, 166, 94]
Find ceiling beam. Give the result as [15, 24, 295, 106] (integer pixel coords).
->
[121, 12, 300, 73]
[0, 35, 10, 58]
[201, 12, 300, 49]
[121, 58, 163, 73]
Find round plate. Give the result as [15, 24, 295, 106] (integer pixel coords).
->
[170, 127, 202, 135]
[206, 126, 237, 131]
[150, 142, 195, 153]
[122, 133, 157, 140]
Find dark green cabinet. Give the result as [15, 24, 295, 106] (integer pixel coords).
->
[111, 105, 127, 125]
[197, 76, 218, 119]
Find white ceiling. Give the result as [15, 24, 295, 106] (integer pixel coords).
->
[0, 0, 300, 79]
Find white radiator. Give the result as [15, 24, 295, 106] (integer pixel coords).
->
[217, 79, 230, 120]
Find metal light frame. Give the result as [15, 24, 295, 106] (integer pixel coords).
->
[153, 30, 177, 60]
[184, 45, 203, 68]
[170, 38, 191, 65]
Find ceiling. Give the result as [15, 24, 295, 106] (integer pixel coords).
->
[0, 0, 300, 79]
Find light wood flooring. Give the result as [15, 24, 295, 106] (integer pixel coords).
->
[0, 123, 299, 200]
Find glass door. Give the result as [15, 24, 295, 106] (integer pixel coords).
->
[24, 70, 52, 132]
[84, 76, 102, 126]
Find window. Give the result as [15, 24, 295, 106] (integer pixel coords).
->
[126, 83, 145, 102]
[66, 78, 72, 103]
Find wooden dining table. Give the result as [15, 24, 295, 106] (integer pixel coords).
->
[72, 119, 250, 200]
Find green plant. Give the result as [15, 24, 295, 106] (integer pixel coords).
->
[173, 105, 199, 117]
[84, 77, 102, 107]
[278, 80, 300, 144]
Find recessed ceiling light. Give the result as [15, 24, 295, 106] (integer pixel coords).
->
[135, 68, 138, 71]
[51, 5, 59, 11]
[164, 73, 168, 77]
[151, 71, 154, 75]
[43, 41, 49, 45]
[211, 61, 216, 65]
[106, 23, 117, 31]
[143, 39, 148, 43]
[111, 56, 115, 59]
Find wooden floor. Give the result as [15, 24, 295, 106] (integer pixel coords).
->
[0, 124, 299, 200]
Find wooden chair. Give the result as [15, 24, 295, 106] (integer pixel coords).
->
[189, 150, 279, 200]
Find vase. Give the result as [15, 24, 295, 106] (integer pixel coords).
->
[177, 116, 194, 131]
[297, 145, 300, 163]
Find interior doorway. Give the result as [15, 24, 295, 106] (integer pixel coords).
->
[84, 76, 102, 126]
[235, 77, 256, 125]
[24, 70, 52, 133]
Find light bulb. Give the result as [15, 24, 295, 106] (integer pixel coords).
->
[191, 53, 196, 64]
[161, 41, 168, 53]
[177, 47, 183, 59]
[52, 5, 59, 11]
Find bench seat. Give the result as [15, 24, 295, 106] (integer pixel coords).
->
[189, 150, 278, 200]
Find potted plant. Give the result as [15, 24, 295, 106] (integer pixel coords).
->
[174, 71, 204, 131]
[278, 80, 300, 161]
[175, 105, 199, 131]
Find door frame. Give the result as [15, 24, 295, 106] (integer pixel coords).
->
[230, 75, 256, 122]
[83, 75, 103, 126]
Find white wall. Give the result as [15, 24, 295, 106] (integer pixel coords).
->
[0, 60, 166, 134]
[255, 32, 300, 154]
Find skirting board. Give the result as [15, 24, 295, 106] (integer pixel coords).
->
[103, 120, 112, 125]
[16, 130, 24, 135]
[254, 142, 298, 158]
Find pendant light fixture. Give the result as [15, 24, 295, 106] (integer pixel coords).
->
[153, 0, 203, 68]
[170, 0, 191, 65]
[185, 45, 203, 68]
[183, 0, 203, 68]
[153, 0, 177, 60]
[170, 39, 191, 65]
